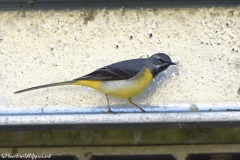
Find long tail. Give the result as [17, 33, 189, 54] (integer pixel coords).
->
[14, 81, 75, 94]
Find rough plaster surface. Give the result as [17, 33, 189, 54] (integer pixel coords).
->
[0, 7, 240, 112]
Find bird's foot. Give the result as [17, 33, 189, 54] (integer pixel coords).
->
[140, 109, 147, 113]
[106, 109, 117, 114]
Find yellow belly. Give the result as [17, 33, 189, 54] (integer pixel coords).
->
[73, 68, 153, 98]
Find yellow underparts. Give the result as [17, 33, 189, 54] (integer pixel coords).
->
[73, 67, 153, 98]
[73, 80, 102, 90]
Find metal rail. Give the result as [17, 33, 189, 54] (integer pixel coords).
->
[1, 104, 240, 130]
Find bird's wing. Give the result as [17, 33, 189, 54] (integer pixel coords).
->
[73, 66, 137, 81]
[74, 59, 145, 81]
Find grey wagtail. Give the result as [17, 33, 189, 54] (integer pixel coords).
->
[14, 53, 176, 113]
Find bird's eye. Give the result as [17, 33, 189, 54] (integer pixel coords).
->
[158, 58, 165, 62]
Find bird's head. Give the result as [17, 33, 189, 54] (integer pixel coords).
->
[149, 53, 176, 78]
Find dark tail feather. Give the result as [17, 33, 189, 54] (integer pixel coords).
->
[14, 81, 74, 94]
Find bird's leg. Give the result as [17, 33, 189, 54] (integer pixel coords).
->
[128, 98, 146, 113]
[105, 94, 115, 114]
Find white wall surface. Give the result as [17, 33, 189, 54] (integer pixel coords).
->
[0, 6, 239, 112]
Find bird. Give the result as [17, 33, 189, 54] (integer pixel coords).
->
[14, 53, 176, 113]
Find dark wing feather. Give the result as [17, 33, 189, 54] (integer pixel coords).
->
[74, 58, 146, 81]
[74, 66, 136, 81]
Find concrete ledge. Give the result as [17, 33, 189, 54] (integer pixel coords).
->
[1, 145, 240, 160]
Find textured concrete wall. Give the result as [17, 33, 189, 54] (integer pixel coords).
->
[0, 6, 240, 112]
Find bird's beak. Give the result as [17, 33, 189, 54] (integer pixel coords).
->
[169, 61, 176, 65]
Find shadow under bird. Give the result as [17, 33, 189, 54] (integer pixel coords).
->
[15, 53, 176, 113]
